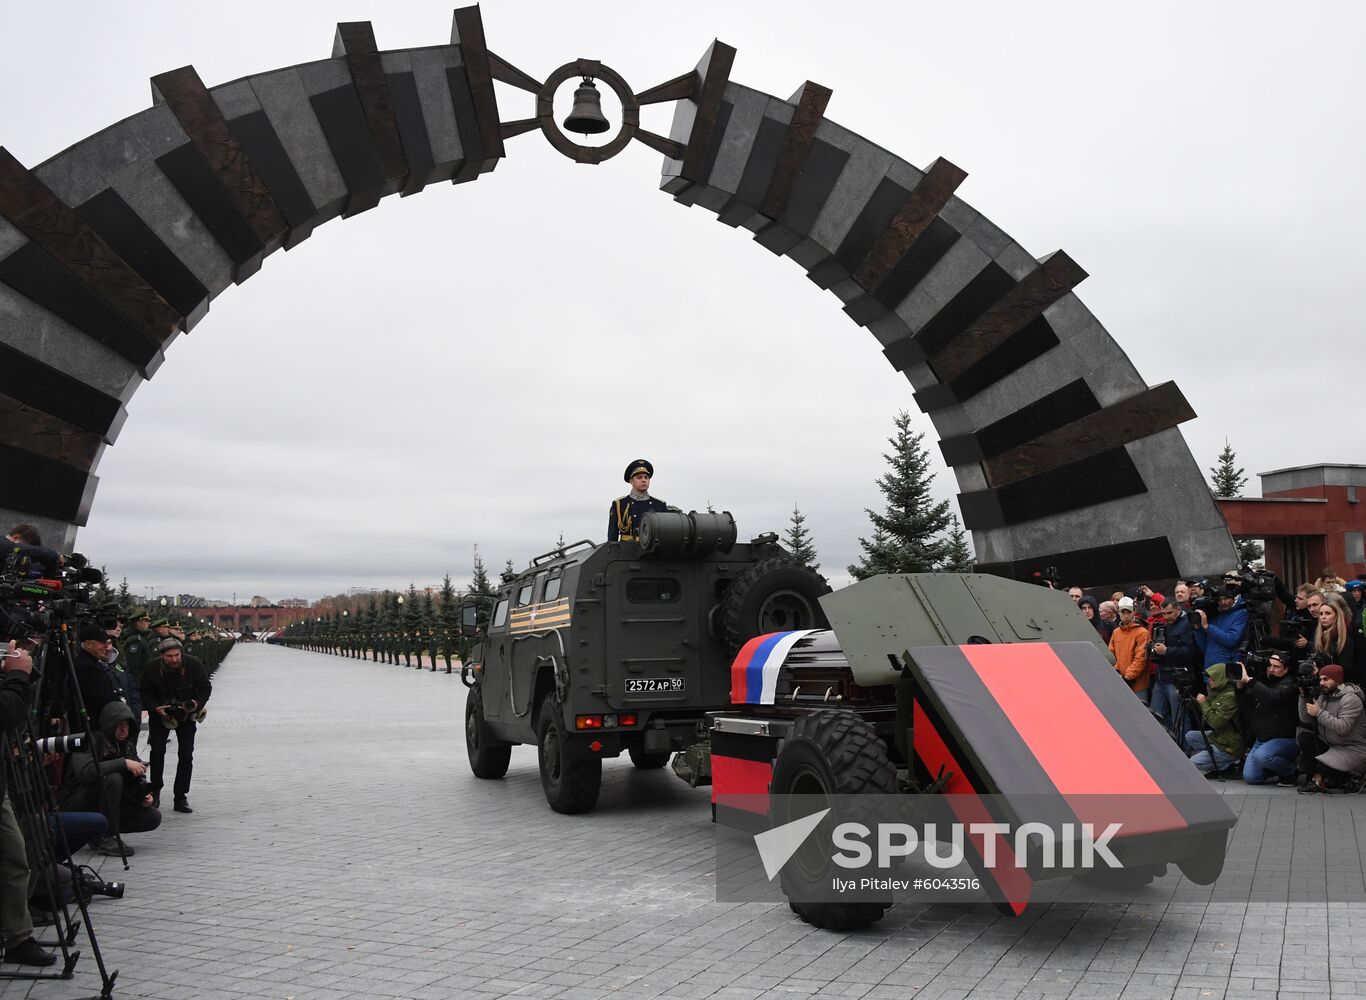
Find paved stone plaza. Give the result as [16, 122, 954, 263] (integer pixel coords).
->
[6, 644, 1366, 1000]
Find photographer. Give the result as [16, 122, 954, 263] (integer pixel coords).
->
[59, 701, 160, 854]
[1297, 664, 1366, 792]
[1184, 663, 1242, 775]
[3, 525, 60, 580]
[1192, 578, 1249, 673]
[1236, 653, 1300, 784]
[141, 639, 211, 814]
[1282, 585, 1321, 650]
[1149, 598, 1199, 732]
[0, 639, 53, 966]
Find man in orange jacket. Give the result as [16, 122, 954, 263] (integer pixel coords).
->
[1109, 597, 1151, 703]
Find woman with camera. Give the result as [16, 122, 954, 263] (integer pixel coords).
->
[1315, 594, 1364, 686]
[1297, 664, 1366, 792]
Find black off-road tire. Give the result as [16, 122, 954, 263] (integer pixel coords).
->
[465, 686, 512, 780]
[628, 746, 671, 770]
[719, 557, 831, 657]
[771, 709, 896, 931]
[537, 693, 602, 814]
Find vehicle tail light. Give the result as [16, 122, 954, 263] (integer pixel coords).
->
[575, 715, 603, 730]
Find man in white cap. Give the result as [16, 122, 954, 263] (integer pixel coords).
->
[1109, 597, 1151, 703]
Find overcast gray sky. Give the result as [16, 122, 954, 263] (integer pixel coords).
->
[3, 1, 1362, 602]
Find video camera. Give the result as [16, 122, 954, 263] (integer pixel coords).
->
[1295, 651, 1329, 699]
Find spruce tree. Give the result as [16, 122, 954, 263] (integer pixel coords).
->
[403, 583, 421, 631]
[501, 559, 518, 584]
[470, 547, 494, 597]
[1209, 440, 1248, 497]
[939, 515, 975, 572]
[850, 411, 953, 579]
[438, 574, 456, 625]
[783, 504, 820, 570]
[115, 577, 133, 615]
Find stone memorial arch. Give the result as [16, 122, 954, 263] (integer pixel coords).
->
[0, 6, 1235, 584]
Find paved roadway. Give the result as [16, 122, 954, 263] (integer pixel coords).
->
[5, 643, 1366, 1000]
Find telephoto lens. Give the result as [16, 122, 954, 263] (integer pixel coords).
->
[34, 734, 85, 755]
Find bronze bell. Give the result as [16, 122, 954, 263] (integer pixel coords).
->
[563, 77, 611, 136]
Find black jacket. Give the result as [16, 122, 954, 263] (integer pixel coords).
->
[60, 701, 148, 810]
[1318, 632, 1366, 688]
[1244, 672, 1299, 743]
[73, 648, 123, 728]
[140, 655, 211, 717]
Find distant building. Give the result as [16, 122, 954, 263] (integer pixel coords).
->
[1218, 464, 1366, 586]
[278, 598, 310, 608]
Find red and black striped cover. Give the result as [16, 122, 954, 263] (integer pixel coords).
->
[907, 641, 1236, 913]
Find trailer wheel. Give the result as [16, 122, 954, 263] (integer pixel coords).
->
[771, 709, 896, 931]
[628, 746, 671, 769]
[720, 558, 831, 656]
[465, 686, 511, 780]
[537, 693, 602, 814]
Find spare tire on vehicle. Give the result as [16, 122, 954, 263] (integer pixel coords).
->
[718, 557, 831, 657]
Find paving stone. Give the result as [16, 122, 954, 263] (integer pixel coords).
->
[6, 643, 1366, 1000]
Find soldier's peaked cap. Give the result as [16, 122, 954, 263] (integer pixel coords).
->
[624, 459, 654, 483]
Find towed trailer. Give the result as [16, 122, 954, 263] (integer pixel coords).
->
[706, 573, 1237, 929]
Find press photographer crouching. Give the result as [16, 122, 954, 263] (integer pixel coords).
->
[1237, 651, 1300, 785]
[1184, 662, 1243, 775]
[1297, 664, 1366, 793]
[59, 702, 160, 855]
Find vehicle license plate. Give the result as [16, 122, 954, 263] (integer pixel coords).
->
[625, 677, 685, 693]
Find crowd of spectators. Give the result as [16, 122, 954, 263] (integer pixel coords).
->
[1067, 567, 1366, 792]
[0, 524, 221, 967]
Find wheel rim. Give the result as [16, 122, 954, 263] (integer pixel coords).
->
[757, 589, 817, 632]
[543, 722, 562, 783]
[466, 702, 480, 750]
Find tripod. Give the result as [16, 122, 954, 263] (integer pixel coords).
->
[0, 637, 119, 997]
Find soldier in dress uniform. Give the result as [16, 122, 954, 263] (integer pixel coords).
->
[119, 610, 157, 695]
[608, 459, 669, 542]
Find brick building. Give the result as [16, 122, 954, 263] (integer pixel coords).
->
[1218, 464, 1366, 586]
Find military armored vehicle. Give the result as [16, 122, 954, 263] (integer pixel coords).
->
[460, 511, 830, 813]
[707, 573, 1238, 930]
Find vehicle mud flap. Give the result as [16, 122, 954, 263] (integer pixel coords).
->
[672, 737, 713, 787]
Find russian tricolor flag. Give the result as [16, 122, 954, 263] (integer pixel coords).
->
[729, 630, 821, 705]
